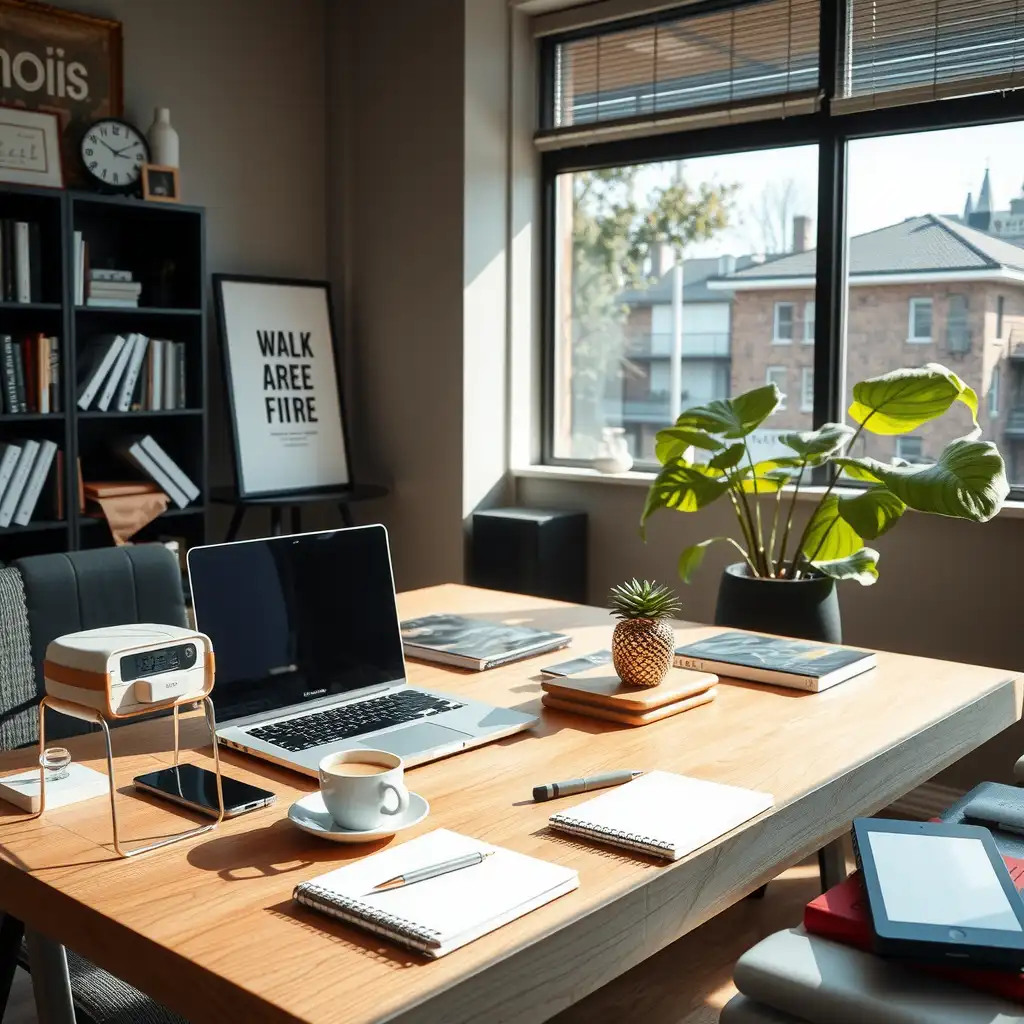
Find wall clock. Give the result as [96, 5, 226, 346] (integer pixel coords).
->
[80, 119, 149, 192]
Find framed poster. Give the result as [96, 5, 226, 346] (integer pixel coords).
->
[0, 0, 123, 184]
[0, 105, 62, 187]
[213, 275, 352, 498]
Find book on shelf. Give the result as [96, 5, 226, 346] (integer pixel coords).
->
[86, 297, 139, 309]
[13, 440, 57, 526]
[90, 282, 142, 297]
[11, 341, 26, 413]
[0, 335, 62, 415]
[114, 435, 194, 509]
[150, 338, 164, 411]
[90, 269, 132, 283]
[73, 231, 84, 306]
[673, 632, 876, 693]
[0, 443, 21, 511]
[117, 334, 149, 412]
[162, 339, 176, 409]
[84, 480, 162, 500]
[399, 613, 571, 670]
[1, 336, 19, 414]
[77, 334, 127, 410]
[0, 439, 39, 527]
[0, 220, 42, 304]
[96, 335, 135, 412]
[14, 222, 29, 303]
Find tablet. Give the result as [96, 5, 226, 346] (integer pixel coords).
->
[852, 818, 1024, 969]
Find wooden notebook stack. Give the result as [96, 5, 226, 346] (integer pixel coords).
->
[541, 666, 718, 726]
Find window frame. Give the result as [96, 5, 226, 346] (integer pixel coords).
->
[801, 366, 815, 411]
[907, 297, 933, 344]
[773, 302, 795, 344]
[990, 366, 1001, 418]
[538, 1, 1024, 502]
[997, 295, 1005, 339]
[766, 366, 789, 409]
[896, 436, 925, 463]
[803, 301, 815, 344]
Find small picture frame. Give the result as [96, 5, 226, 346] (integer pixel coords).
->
[141, 164, 179, 203]
[0, 106, 64, 189]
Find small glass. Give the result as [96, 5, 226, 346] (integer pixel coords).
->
[40, 746, 71, 782]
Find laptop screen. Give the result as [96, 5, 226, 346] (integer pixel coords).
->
[187, 525, 407, 723]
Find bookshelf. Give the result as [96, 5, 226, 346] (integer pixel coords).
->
[0, 183, 207, 563]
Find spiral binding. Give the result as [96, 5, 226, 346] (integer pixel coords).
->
[296, 883, 443, 946]
[550, 814, 675, 854]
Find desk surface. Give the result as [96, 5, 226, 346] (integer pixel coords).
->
[0, 585, 1020, 1024]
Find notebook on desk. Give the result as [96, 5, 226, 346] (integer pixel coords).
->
[293, 828, 579, 957]
[548, 770, 773, 861]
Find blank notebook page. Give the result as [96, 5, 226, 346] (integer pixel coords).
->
[549, 771, 774, 861]
[296, 828, 579, 955]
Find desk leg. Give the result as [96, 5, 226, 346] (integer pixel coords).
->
[0, 914, 25, 1016]
[270, 506, 284, 536]
[818, 838, 848, 892]
[24, 929, 75, 1024]
[291, 506, 302, 534]
[225, 505, 246, 542]
[339, 502, 354, 528]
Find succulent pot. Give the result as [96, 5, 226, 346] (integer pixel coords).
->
[612, 617, 675, 687]
[714, 562, 841, 644]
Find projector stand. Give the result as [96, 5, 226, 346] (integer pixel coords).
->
[35, 695, 225, 858]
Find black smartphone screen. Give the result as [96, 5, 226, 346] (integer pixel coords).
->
[134, 764, 274, 815]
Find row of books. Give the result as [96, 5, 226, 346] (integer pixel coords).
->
[1, 334, 62, 414]
[119, 434, 199, 509]
[0, 440, 59, 528]
[0, 220, 43, 304]
[72, 240, 142, 308]
[77, 334, 187, 412]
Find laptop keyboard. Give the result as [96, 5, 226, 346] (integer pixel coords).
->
[246, 691, 466, 753]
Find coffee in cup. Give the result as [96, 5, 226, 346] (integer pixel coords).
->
[318, 749, 410, 830]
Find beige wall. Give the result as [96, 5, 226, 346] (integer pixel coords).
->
[516, 473, 1024, 786]
[57, 0, 329, 537]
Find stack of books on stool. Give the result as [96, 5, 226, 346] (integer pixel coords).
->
[540, 666, 718, 726]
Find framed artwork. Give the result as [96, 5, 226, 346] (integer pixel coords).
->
[0, 105, 62, 187]
[213, 275, 352, 499]
[0, 0, 123, 184]
[141, 163, 179, 203]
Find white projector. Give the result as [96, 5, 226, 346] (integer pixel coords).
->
[44, 623, 213, 719]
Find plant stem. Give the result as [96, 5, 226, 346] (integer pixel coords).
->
[727, 488, 758, 570]
[725, 536, 758, 575]
[768, 487, 783, 576]
[775, 460, 807, 574]
[735, 480, 765, 576]
[742, 440, 768, 574]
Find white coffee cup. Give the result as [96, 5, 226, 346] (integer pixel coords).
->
[318, 749, 411, 831]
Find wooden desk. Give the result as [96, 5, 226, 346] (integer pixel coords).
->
[0, 584, 1020, 1024]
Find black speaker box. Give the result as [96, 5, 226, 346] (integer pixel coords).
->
[470, 507, 587, 604]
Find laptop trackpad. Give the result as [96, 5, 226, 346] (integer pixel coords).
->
[362, 722, 472, 758]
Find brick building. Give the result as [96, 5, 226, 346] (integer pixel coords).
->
[715, 214, 1024, 472]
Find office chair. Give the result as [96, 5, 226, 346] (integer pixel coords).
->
[0, 546, 188, 1024]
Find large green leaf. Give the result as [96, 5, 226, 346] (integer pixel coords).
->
[837, 489, 906, 540]
[801, 495, 863, 561]
[640, 459, 731, 530]
[812, 547, 880, 586]
[675, 384, 781, 439]
[833, 457, 884, 484]
[708, 443, 746, 470]
[678, 538, 740, 583]
[654, 427, 723, 464]
[848, 364, 979, 435]
[833, 438, 1008, 522]
[779, 422, 856, 459]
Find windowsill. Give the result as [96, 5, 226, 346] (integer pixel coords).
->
[512, 463, 1024, 519]
[906, 337, 933, 344]
[771, 339, 792, 345]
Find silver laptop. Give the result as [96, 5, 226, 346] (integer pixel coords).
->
[186, 525, 537, 775]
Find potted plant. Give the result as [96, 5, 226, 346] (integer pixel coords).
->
[640, 364, 1009, 643]
[608, 579, 681, 687]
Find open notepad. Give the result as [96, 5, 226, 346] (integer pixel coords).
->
[293, 829, 579, 958]
[548, 771, 773, 861]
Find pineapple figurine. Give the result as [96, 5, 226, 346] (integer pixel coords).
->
[609, 579, 681, 688]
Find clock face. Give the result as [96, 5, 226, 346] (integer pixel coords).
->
[81, 120, 149, 191]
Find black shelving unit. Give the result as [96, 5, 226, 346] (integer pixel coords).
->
[0, 183, 207, 562]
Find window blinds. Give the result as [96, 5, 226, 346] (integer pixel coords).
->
[538, 0, 821, 150]
[837, 0, 1024, 112]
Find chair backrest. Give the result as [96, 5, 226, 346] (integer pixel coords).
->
[0, 545, 187, 747]
[0, 567, 36, 750]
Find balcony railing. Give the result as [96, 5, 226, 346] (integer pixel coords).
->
[624, 332, 730, 359]
[603, 393, 724, 423]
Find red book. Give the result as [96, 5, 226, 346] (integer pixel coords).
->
[804, 858, 1024, 1003]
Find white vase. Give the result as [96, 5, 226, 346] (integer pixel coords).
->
[147, 108, 179, 168]
[593, 427, 634, 474]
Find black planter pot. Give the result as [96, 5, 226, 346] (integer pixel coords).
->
[714, 563, 842, 644]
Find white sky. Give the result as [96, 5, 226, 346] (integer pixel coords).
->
[631, 122, 1024, 258]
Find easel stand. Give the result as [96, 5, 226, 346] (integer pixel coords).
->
[35, 695, 225, 858]
[211, 484, 389, 541]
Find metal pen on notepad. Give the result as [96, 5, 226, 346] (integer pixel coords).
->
[370, 850, 495, 893]
[532, 770, 643, 802]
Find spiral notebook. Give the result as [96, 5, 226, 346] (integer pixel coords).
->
[548, 771, 773, 861]
[293, 829, 579, 958]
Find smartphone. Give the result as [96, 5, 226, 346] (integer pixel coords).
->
[133, 764, 276, 818]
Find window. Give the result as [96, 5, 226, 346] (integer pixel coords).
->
[908, 298, 932, 343]
[990, 367, 1001, 418]
[766, 367, 788, 409]
[947, 294, 970, 353]
[803, 301, 815, 344]
[997, 296, 1005, 339]
[801, 367, 814, 411]
[896, 436, 924, 463]
[774, 303, 795, 344]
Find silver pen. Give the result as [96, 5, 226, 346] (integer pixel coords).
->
[370, 850, 494, 892]
[532, 769, 643, 802]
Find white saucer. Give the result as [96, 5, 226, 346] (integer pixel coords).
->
[287, 790, 430, 843]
